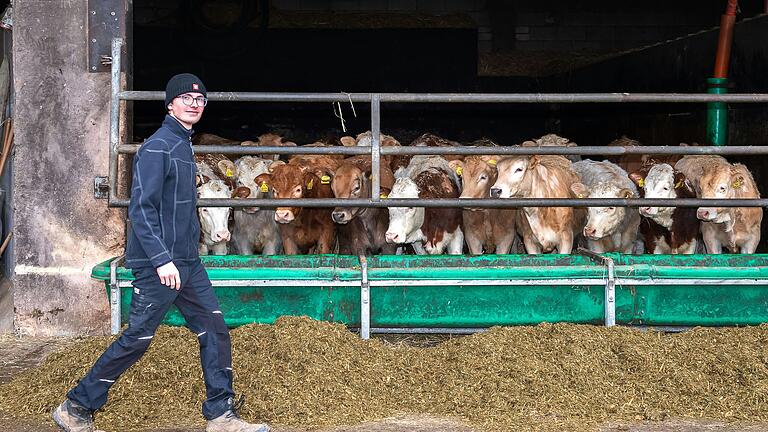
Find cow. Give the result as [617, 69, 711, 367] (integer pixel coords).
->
[390, 133, 464, 172]
[606, 136, 691, 174]
[240, 133, 297, 161]
[191, 133, 239, 146]
[340, 131, 401, 168]
[674, 155, 762, 253]
[522, 134, 581, 163]
[628, 161, 699, 254]
[227, 156, 283, 255]
[491, 155, 585, 254]
[448, 155, 517, 254]
[195, 153, 237, 189]
[331, 155, 398, 255]
[197, 179, 233, 255]
[385, 155, 464, 255]
[254, 157, 340, 255]
[570, 160, 640, 253]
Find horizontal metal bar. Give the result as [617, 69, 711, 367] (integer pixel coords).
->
[120, 144, 768, 156]
[118, 91, 768, 104]
[119, 144, 370, 155]
[378, 145, 768, 156]
[118, 277, 768, 289]
[109, 197, 768, 208]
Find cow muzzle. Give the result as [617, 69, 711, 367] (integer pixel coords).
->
[332, 210, 351, 224]
[212, 230, 231, 242]
[274, 208, 295, 223]
[489, 187, 502, 198]
[697, 207, 717, 221]
[640, 206, 658, 216]
[583, 226, 600, 240]
[385, 231, 402, 244]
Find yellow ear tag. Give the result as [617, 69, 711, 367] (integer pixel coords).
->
[577, 194, 584, 199]
[456, 166, 463, 176]
[320, 175, 331, 184]
[488, 159, 497, 166]
[306, 178, 314, 190]
[225, 168, 234, 178]
[260, 182, 269, 193]
[380, 193, 388, 199]
[638, 178, 645, 188]
[674, 180, 683, 189]
[732, 179, 743, 189]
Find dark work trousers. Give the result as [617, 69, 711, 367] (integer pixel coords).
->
[67, 258, 235, 420]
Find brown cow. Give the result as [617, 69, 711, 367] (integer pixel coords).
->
[628, 161, 699, 254]
[606, 136, 691, 174]
[448, 156, 517, 255]
[240, 133, 297, 161]
[331, 155, 397, 255]
[674, 155, 762, 253]
[491, 155, 585, 254]
[254, 157, 340, 255]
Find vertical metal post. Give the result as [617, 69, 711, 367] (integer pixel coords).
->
[370, 94, 381, 202]
[109, 255, 124, 335]
[604, 257, 616, 327]
[359, 255, 370, 340]
[108, 38, 122, 205]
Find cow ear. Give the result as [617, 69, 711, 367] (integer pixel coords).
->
[480, 155, 499, 166]
[240, 140, 256, 146]
[268, 160, 285, 173]
[570, 182, 589, 199]
[340, 136, 356, 147]
[254, 173, 272, 193]
[196, 174, 211, 187]
[218, 160, 237, 179]
[448, 159, 464, 176]
[232, 186, 251, 199]
[628, 172, 645, 188]
[520, 140, 537, 147]
[619, 188, 634, 199]
[673, 172, 686, 189]
[732, 173, 745, 189]
[529, 155, 541, 167]
[382, 136, 400, 147]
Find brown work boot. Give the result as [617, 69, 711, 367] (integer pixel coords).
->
[51, 399, 94, 432]
[206, 409, 270, 432]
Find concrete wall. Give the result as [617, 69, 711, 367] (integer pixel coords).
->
[12, 0, 125, 335]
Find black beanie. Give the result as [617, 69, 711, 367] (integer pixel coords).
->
[165, 73, 207, 108]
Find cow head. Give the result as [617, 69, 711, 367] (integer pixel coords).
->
[197, 180, 232, 245]
[451, 156, 499, 201]
[267, 161, 330, 224]
[331, 164, 370, 224]
[490, 155, 535, 199]
[385, 177, 423, 244]
[230, 156, 273, 213]
[629, 163, 691, 228]
[570, 182, 634, 240]
[696, 164, 747, 223]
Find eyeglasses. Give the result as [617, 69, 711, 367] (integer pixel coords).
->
[177, 94, 208, 107]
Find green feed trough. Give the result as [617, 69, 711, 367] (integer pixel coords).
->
[92, 253, 768, 337]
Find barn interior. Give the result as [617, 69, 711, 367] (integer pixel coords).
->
[131, 0, 768, 248]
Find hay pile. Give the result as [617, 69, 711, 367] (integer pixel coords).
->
[2, 317, 768, 431]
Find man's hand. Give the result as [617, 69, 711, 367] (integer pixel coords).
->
[157, 261, 181, 290]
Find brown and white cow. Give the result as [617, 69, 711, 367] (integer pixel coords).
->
[331, 155, 398, 255]
[385, 155, 464, 255]
[448, 156, 517, 255]
[491, 155, 585, 254]
[628, 161, 699, 254]
[255, 157, 340, 255]
[674, 155, 762, 253]
[571, 160, 640, 253]
[390, 133, 464, 173]
[228, 156, 283, 255]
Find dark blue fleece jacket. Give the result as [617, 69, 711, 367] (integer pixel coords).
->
[125, 115, 200, 269]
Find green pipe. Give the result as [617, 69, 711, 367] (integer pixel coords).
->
[707, 77, 729, 146]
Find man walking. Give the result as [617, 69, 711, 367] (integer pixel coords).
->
[52, 74, 270, 432]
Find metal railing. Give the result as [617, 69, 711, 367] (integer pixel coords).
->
[109, 38, 768, 210]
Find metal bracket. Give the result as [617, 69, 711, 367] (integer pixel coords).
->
[359, 255, 370, 340]
[576, 248, 616, 327]
[109, 255, 125, 335]
[88, 0, 123, 73]
[94, 176, 110, 199]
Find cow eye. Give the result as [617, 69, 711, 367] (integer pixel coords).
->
[514, 168, 523, 173]
[201, 208, 208, 213]
[479, 174, 487, 181]
[662, 186, 669, 191]
[607, 207, 615, 211]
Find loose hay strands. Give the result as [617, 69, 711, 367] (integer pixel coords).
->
[1, 317, 768, 431]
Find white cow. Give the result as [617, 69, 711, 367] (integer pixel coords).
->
[198, 179, 232, 255]
[571, 160, 640, 253]
[229, 156, 283, 255]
